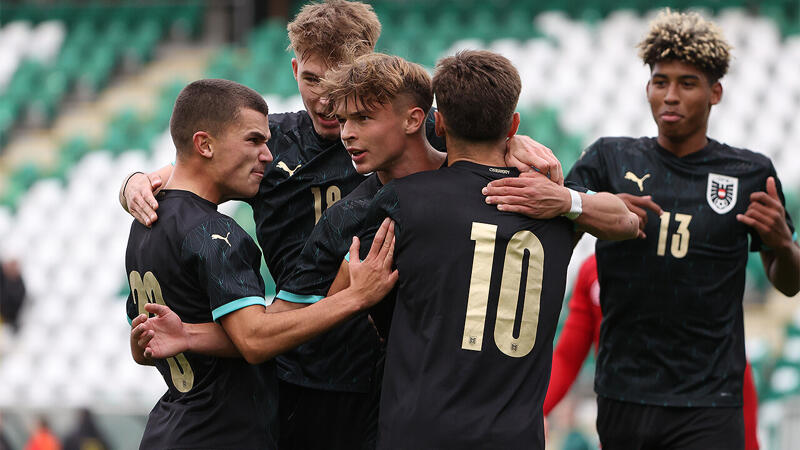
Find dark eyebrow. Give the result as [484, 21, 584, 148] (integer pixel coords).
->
[652, 73, 701, 81]
[245, 131, 268, 141]
[299, 70, 322, 78]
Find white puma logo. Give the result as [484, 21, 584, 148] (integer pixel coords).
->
[277, 161, 302, 177]
[211, 232, 231, 247]
[624, 171, 651, 192]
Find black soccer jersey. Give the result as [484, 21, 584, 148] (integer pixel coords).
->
[257, 110, 444, 391]
[567, 137, 796, 408]
[125, 190, 276, 450]
[275, 174, 384, 392]
[359, 161, 574, 449]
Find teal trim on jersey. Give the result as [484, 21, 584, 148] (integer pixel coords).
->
[344, 251, 350, 262]
[127, 315, 133, 326]
[212, 296, 266, 321]
[277, 290, 324, 304]
[587, 189, 596, 195]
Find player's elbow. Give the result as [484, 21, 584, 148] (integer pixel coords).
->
[235, 336, 273, 365]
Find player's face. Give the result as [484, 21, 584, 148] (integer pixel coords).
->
[293, 53, 340, 141]
[336, 97, 408, 176]
[646, 60, 721, 143]
[215, 108, 272, 200]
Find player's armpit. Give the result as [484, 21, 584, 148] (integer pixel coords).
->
[120, 164, 173, 226]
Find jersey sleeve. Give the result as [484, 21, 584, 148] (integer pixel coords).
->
[565, 138, 611, 192]
[358, 184, 402, 338]
[543, 255, 598, 416]
[748, 162, 796, 252]
[181, 217, 267, 322]
[277, 206, 356, 304]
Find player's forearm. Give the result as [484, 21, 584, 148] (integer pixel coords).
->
[763, 243, 800, 296]
[232, 288, 368, 364]
[574, 192, 639, 241]
[185, 322, 242, 357]
[130, 334, 154, 366]
[119, 164, 173, 212]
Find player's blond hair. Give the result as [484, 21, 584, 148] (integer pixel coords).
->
[287, 0, 380, 64]
[320, 53, 433, 116]
[638, 9, 731, 82]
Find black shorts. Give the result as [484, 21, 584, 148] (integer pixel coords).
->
[278, 353, 385, 450]
[597, 396, 744, 450]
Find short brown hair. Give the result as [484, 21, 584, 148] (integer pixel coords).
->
[170, 79, 268, 155]
[320, 53, 433, 116]
[638, 9, 731, 82]
[287, 0, 380, 64]
[432, 50, 521, 142]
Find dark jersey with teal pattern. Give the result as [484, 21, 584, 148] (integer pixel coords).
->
[125, 190, 276, 449]
[256, 111, 444, 391]
[567, 137, 796, 408]
[276, 174, 384, 392]
[360, 162, 574, 449]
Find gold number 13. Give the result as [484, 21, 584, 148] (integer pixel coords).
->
[462, 222, 544, 358]
[130, 271, 195, 393]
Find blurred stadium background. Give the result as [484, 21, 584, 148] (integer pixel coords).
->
[0, 0, 799, 448]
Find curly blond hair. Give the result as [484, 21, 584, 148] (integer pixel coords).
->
[287, 0, 380, 64]
[638, 9, 731, 82]
[320, 53, 433, 116]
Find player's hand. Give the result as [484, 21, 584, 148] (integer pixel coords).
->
[616, 193, 662, 239]
[505, 135, 563, 185]
[134, 303, 190, 358]
[131, 313, 154, 355]
[348, 218, 399, 309]
[737, 177, 794, 250]
[125, 172, 162, 227]
[483, 171, 571, 219]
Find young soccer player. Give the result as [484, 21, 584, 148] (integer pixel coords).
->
[125, 79, 398, 449]
[351, 50, 581, 449]
[487, 10, 799, 448]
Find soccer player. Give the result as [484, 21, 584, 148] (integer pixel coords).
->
[120, 2, 563, 447]
[486, 10, 800, 448]
[348, 50, 581, 449]
[544, 254, 760, 449]
[125, 78, 398, 449]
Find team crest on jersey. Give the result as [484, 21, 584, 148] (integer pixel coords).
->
[706, 173, 738, 214]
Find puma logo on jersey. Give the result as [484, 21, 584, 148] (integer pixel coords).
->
[277, 161, 302, 177]
[624, 171, 651, 192]
[211, 232, 231, 247]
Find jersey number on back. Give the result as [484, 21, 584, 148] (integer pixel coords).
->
[129, 271, 195, 393]
[462, 222, 544, 358]
[311, 185, 342, 224]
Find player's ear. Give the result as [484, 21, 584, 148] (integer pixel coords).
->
[404, 106, 426, 135]
[434, 111, 446, 137]
[710, 81, 722, 106]
[193, 131, 214, 159]
[291, 57, 299, 81]
[506, 112, 520, 138]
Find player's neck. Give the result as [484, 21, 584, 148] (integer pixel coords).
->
[657, 129, 709, 158]
[166, 162, 223, 204]
[444, 136, 507, 167]
[376, 134, 446, 185]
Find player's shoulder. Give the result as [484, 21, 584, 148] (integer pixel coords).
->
[183, 209, 257, 255]
[268, 111, 309, 134]
[585, 136, 651, 156]
[710, 139, 774, 169]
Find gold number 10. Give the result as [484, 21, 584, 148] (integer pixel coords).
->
[462, 222, 544, 358]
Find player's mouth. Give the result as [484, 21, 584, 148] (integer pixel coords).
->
[315, 113, 339, 128]
[347, 147, 367, 163]
[660, 111, 683, 123]
[252, 167, 266, 178]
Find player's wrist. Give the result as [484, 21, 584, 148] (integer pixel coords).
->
[561, 188, 582, 220]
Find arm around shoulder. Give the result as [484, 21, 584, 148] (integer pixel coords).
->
[120, 164, 174, 226]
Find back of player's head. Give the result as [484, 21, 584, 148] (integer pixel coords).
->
[170, 79, 268, 155]
[638, 9, 731, 83]
[320, 52, 433, 116]
[432, 50, 521, 142]
[287, 0, 380, 65]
